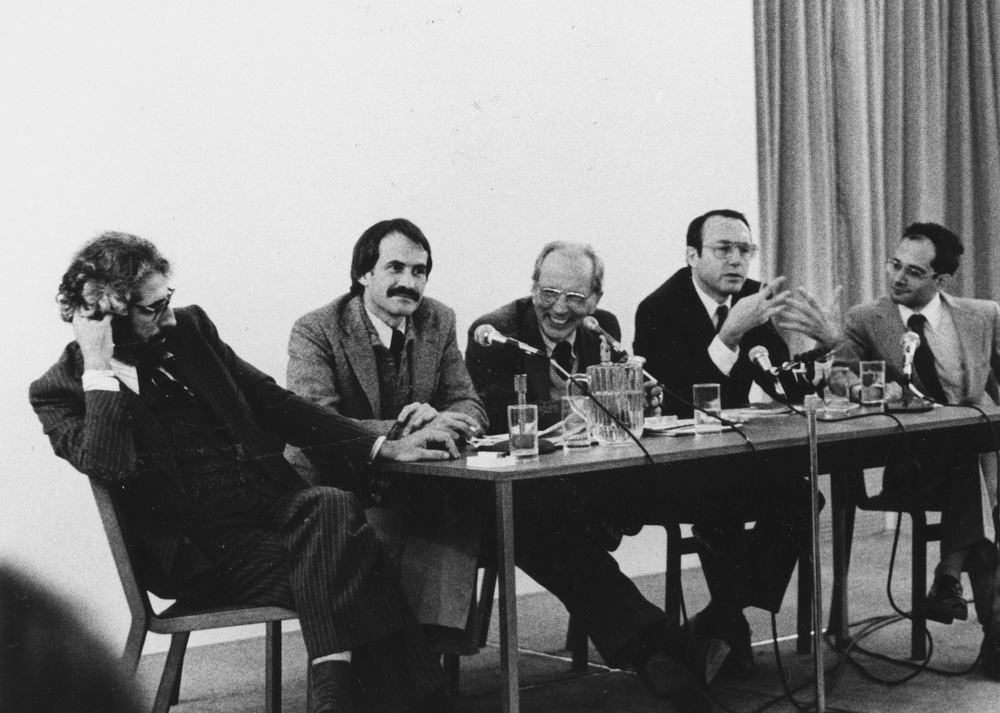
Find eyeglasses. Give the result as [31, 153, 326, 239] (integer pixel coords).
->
[885, 259, 936, 281]
[132, 288, 174, 321]
[535, 287, 591, 311]
[704, 242, 758, 261]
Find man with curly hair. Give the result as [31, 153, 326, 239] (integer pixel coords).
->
[31, 232, 457, 713]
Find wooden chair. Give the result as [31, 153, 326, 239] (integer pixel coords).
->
[91, 481, 299, 713]
[828, 468, 943, 659]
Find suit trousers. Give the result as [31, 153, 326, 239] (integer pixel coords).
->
[182, 486, 445, 712]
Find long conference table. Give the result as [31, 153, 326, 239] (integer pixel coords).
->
[381, 404, 1000, 713]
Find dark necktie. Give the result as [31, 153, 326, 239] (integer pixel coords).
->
[907, 314, 948, 404]
[389, 329, 405, 371]
[715, 304, 729, 333]
[141, 361, 192, 400]
[553, 340, 574, 375]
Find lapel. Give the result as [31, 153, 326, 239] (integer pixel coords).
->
[339, 297, 381, 418]
[681, 270, 720, 346]
[409, 304, 441, 403]
[519, 303, 554, 401]
[942, 293, 977, 399]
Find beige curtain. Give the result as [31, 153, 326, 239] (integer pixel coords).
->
[755, 0, 1000, 329]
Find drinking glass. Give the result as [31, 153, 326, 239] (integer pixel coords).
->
[859, 361, 886, 407]
[561, 396, 592, 448]
[824, 366, 853, 412]
[507, 404, 539, 458]
[693, 383, 723, 433]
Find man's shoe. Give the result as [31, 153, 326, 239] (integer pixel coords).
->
[689, 605, 755, 678]
[981, 627, 1000, 680]
[635, 651, 712, 713]
[926, 574, 968, 625]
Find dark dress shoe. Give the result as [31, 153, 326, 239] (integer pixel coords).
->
[981, 627, 1000, 680]
[926, 574, 968, 625]
[635, 651, 712, 713]
[689, 605, 755, 678]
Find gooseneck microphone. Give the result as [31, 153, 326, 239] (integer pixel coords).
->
[901, 331, 920, 379]
[473, 324, 544, 357]
[748, 345, 787, 398]
[581, 316, 658, 383]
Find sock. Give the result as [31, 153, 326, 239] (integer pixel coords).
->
[936, 548, 968, 581]
[311, 660, 353, 713]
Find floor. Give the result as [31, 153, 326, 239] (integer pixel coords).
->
[137, 528, 1000, 712]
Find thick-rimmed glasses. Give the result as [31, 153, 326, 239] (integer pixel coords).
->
[705, 241, 758, 261]
[885, 259, 936, 281]
[534, 287, 591, 312]
[132, 288, 174, 321]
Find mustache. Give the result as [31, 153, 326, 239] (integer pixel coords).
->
[387, 287, 421, 301]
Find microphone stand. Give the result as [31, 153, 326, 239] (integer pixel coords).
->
[803, 394, 826, 713]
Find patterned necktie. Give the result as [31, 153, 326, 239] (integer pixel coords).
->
[389, 329, 405, 371]
[715, 304, 729, 333]
[553, 341, 574, 375]
[907, 313, 948, 404]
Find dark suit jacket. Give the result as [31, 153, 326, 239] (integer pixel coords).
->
[465, 296, 621, 434]
[634, 267, 790, 417]
[30, 305, 378, 598]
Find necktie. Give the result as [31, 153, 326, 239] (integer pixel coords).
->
[140, 362, 192, 400]
[715, 304, 729, 333]
[907, 314, 948, 404]
[389, 329, 405, 371]
[553, 341, 574, 375]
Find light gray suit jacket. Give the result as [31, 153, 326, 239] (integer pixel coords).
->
[837, 293, 1000, 407]
[284, 293, 486, 646]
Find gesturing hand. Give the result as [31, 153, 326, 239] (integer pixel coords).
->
[377, 428, 459, 461]
[774, 285, 843, 351]
[72, 310, 115, 370]
[717, 276, 789, 350]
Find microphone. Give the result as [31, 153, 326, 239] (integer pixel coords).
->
[473, 324, 544, 357]
[901, 331, 920, 378]
[748, 345, 786, 398]
[582, 316, 624, 352]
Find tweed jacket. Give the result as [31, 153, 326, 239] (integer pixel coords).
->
[633, 267, 790, 417]
[30, 305, 377, 598]
[464, 296, 621, 434]
[836, 293, 1000, 407]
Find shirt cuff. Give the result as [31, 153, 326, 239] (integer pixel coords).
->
[708, 336, 739, 376]
[82, 369, 120, 392]
[369, 436, 387, 463]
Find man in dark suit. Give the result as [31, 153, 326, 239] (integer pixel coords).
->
[816, 222, 1000, 677]
[465, 242, 729, 713]
[285, 218, 487, 654]
[30, 232, 458, 713]
[633, 209, 814, 677]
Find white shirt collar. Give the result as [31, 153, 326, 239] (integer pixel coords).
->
[691, 276, 732, 322]
[364, 305, 406, 348]
[539, 327, 577, 357]
[109, 357, 140, 394]
[897, 291, 943, 331]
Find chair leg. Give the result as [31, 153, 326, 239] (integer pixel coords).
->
[153, 632, 189, 713]
[168, 641, 186, 706]
[443, 653, 461, 696]
[477, 566, 498, 648]
[911, 513, 928, 660]
[265, 621, 282, 713]
[565, 615, 589, 672]
[828, 472, 858, 647]
[664, 522, 683, 621]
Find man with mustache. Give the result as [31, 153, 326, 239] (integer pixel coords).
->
[632, 209, 814, 677]
[30, 232, 458, 713]
[285, 218, 489, 654]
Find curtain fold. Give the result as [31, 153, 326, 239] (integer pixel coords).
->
[756, 0, 1000, 333]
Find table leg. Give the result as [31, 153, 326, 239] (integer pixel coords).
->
[495, 480, 519, 713]
[828, 469, 856, 648]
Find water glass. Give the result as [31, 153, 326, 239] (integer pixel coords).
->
[561, 396, 592, 449]
[693, 383, 723, 433]
[859, 361, 886, 407]
[824, 366, 853, 412]
[507, 404, 539, 458]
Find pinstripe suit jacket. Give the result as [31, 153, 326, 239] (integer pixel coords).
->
[30, 305, 379, 598]
[836, 293, 1000, 407]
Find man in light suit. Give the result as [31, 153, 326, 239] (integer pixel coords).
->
[286, 218, 488, 654]
[30, 232, 458, 712]
[813, 222, 1000, 676]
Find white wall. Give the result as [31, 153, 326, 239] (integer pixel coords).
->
[0, 1, 758, 653]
